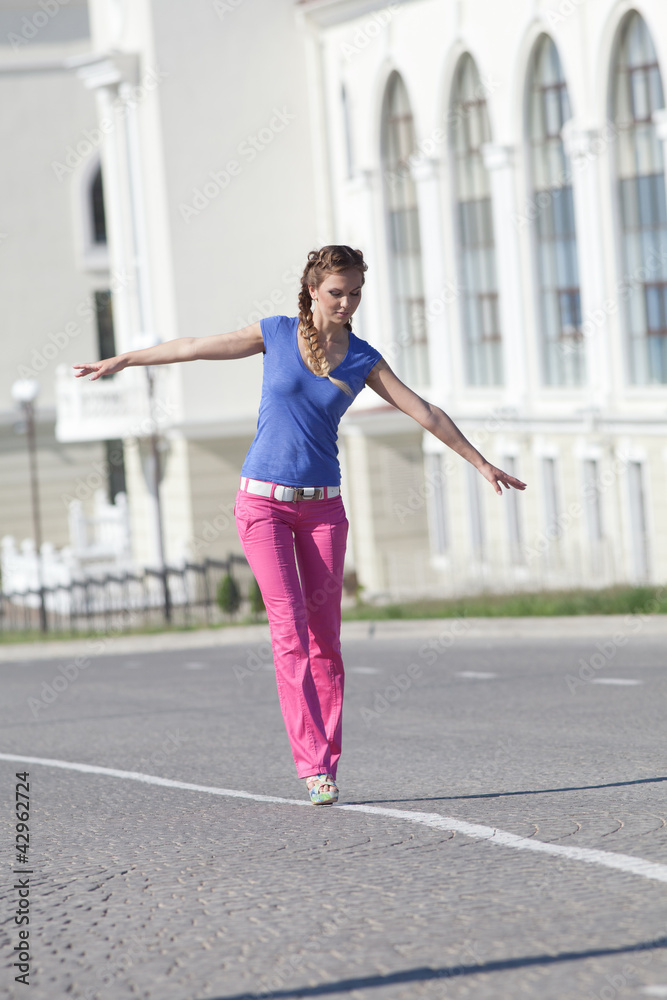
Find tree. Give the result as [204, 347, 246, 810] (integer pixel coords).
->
[249, 576, 265, 618]
[216, 571, 241, 616]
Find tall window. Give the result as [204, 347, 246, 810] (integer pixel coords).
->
[90, 165, 107, 244]
[466, 463, 485, 560]
[450, 54, 502, 385]
[105, 439, 127, 505]
[613, 12, 667, 384]
[628, 461, 650, 580]
[94, 289, 127, 503]
[542, 456, 561, 539]
[503, 455, 524, 563]
[583, 459, 604, 575]
[95, 290, 116, 373]
[425, 452, 449, 555]
[582, 459, 603, 542]
[528, 35, 584, 386]
[381, 72, 429, 386]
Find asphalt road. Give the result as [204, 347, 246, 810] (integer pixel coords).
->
[1, 622, 666, 1000]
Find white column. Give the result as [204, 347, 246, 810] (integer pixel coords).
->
[69, 52, 168, 570]
[561, 121, 612, 410]
[71, 53, 141, 356]
[410, 156, 454, 398]
[120, 79, 158, 348]
[480, 143, 529, 409]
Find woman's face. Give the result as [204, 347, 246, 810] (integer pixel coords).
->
[309, 268, 363, 326]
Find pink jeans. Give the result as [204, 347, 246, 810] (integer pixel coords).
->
[233, 486, 349, 780]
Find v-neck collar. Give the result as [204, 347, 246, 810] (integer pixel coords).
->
[293, 318, 351, 379]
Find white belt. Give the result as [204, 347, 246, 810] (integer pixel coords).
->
[240, 477, 340, 502]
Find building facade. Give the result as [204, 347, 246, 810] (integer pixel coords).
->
[1, 0, 666, 601]
[301, 0, 667, 598]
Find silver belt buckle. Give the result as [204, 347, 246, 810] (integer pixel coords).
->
[295, 487, 322, 500]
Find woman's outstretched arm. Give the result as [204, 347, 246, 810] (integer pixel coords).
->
[365, 358, 527, 496]
[73, 322, 265, 380]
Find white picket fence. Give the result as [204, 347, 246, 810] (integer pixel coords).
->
[1, 490, 133, 609]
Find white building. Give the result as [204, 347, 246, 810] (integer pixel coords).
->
[1, 0, 666, 600]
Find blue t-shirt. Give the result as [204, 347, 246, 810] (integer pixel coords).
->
[240, 314, 383, 487]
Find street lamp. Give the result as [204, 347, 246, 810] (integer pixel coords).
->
[145, 365, 171, 624]
[11, 379, 47, 633]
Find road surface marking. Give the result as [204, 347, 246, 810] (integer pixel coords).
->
[1, 752, 666, 884]
[591, 678, 642, 686]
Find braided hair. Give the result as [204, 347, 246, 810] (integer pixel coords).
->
[297, 245, 368, 397]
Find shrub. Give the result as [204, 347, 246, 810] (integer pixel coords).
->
[249, 577, 265, 616]
[216, 572, 241, 615]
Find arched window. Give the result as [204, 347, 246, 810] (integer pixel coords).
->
[381, 72, 429, 386]
[449, 54, 502, 386]
[528, 35, 583, 386]
[612, 12, 667, 384]
[90, 164, 107, 244]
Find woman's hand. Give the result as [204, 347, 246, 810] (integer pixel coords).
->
[478, 461, 527, 496]
[73, 356, 129, 380]
[72, 324, 265, 380]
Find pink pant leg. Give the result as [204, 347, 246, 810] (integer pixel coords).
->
[293, 499, 348, 780]
[234, 490, 347, 779]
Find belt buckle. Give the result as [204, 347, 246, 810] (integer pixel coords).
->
[295, 487, 322, 501]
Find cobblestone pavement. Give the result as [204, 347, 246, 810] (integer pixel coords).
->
[1, 625, 666, 999]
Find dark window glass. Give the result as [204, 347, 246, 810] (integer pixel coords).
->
[528, 35, 584, 386]
[449, 54, 503, 386]
[95, 289, 116, 378]
[91, 166, 107, 244]
[614, 13, 667, 384]
[105, 439, 127, 504]
[381, 73, 429, 386]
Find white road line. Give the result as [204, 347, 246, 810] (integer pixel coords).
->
[2, 752, 667, 885]
[591, 678, 642, 685]
[456, 671, 497, 679]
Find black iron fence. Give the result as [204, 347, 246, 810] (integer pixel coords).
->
[0, 554, 264, 635]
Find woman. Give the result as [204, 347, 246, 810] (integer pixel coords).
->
[74, 245, 526, 806]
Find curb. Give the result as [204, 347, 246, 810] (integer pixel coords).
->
[1, 613, 666, 662]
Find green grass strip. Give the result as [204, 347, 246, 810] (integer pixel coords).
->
[341, 585, 667, 620]
[1, 585, 665, 643]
